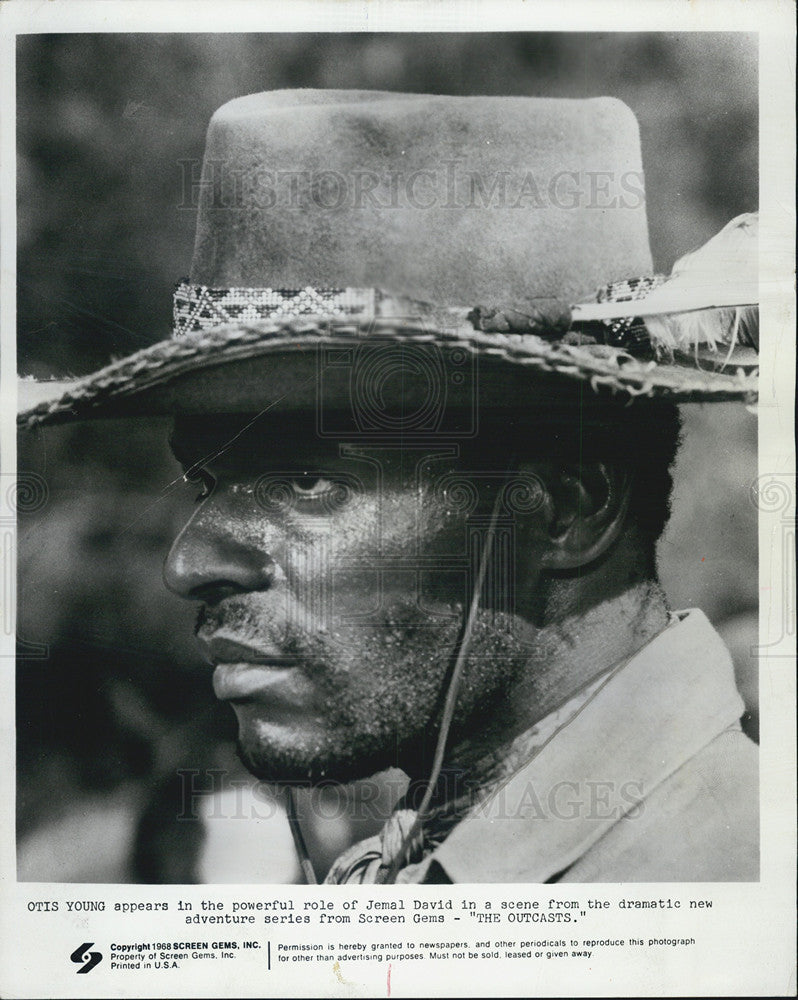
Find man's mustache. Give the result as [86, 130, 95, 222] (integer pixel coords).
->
[194, 600, 332, 666]
[195, 597, 297, 637]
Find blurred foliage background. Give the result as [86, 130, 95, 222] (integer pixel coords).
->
[16, 33, 758, 882]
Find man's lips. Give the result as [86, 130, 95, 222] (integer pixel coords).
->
[202, 633, 299, 667]
[212, 662, 307, 703]
[200, 630, 319, 707]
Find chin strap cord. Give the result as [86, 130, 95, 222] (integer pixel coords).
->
[381, 476, 509, 884]
[285, 785, 318, 885]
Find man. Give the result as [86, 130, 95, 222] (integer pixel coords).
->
[19, 90, 759, 883]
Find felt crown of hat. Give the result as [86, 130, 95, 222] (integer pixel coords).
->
[19, 90, 758, 429]
[189, 90, 651, 310]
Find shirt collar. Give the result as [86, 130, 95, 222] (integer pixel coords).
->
[417, 608, 744, 883]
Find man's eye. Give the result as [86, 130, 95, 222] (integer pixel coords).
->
[290, 475, 339, 503]
[256, 473, 356, 513]
[183, 466, 215, 502]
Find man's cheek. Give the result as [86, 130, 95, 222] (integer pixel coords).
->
[450, 618, 532, 720]
[326, 589, 460, 649]
[325, 641, 450, 728]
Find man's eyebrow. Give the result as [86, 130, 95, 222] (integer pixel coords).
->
[168, 423, 315, 475]
[168, 414, 265, 467]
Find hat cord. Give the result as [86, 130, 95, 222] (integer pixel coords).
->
[381, 476, 509, 885]
[285, 786, 318, 885]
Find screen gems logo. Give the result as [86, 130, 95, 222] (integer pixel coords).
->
[70, 943, 103, 974]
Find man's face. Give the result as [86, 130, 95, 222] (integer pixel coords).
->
[165, 413, 549, 784]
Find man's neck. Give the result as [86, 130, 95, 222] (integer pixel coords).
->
[439, 579, 670, 780]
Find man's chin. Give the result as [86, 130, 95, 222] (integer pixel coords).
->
[235, 737, 410, 787]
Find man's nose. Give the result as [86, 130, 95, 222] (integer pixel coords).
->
[163, 506, 285, 602]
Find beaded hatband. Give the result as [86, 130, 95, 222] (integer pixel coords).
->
[173, 277, 667, 353]
[173, 282, 380, 337]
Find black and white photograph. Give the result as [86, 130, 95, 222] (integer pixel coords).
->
[2, 5, 795, 998]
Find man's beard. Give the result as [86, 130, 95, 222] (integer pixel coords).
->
[234, 725, 434, 786]
[203, 595, 533, 789]
[199, 595, 457, 786]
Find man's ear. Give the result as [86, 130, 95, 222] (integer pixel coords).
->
[539, 463, 632, 571]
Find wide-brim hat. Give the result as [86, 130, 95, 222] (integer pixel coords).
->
[18, 90, 758, 431]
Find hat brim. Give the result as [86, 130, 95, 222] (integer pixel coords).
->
[18, 318, 758, 431]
